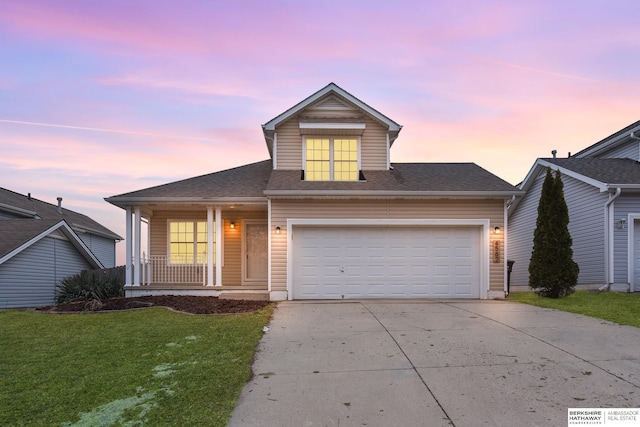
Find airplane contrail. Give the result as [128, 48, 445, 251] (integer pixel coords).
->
[0, 119, 215, 142]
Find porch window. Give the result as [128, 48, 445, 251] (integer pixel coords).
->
[168, 220, 212, 264]
[304, 137, 359, 181]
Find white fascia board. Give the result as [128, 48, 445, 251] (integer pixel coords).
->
[105, 197, 268, 208]
[264, 190, 523, 199]
[288, 218, 490, 227]
[71, 223, 123, 241]
[0, 221, 103, 268]
[522, 159, 607, 191]
[262, 83, 401, 132]
[605, 184, 640, 190]
[299, 122, 366, 130]
[0, 202, 38, 218]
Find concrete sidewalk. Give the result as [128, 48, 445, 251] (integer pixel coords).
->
[229, 300, 640, 427]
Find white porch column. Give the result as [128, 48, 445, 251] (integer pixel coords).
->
[125, 207, 133, 286]
[215, 207, 223, 287]
[133, 207, 141, 286]
[206, 207, 214, 287]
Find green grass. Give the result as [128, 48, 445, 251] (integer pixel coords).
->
[508, 290, 640, 328]
[0, 305, 273, 426]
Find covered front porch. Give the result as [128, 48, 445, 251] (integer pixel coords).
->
[122, 204, 270, 300]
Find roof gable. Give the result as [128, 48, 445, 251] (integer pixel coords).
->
[0, 219, 103, 268]
[262, 83, 402, 156]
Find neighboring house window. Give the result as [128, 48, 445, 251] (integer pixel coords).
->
[169, 221, 212, 264]
[305, 137, 359, 181]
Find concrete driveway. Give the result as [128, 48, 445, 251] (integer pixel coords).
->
[229, 300, 640, 427]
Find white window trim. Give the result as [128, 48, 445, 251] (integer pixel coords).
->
[302, 136, 361, 181]
[167, 219, 217, 266]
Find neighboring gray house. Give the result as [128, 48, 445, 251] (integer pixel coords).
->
[508, 120, 640, 293]
[0, 188, 122, 308]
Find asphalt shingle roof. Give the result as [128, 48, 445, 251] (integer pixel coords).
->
[0, 188, 121, 260]
[0, 219, 62, 259]
[266, 163, 520, 193]
[107, 160, 274, 199]
[107, 160, 520, 202]
[545, 158, 640, 185]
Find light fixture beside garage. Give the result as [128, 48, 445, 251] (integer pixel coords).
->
[494, 226, 501, 234]
[230, 221, 236, 229]
[276, 226, 281, 234]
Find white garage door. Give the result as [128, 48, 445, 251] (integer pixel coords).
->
[292, 226, 481, 299]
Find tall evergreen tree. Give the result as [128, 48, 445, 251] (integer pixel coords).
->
[528, 168, 579, 297]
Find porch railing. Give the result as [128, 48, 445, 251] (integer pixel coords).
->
[141, 255, 208, 286]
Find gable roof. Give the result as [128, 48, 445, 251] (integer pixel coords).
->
[573, 120, 640, 158]
[510, 157, 640, 215]
[105, 160, 273, 207]
[545, 158, 640, 186]
[0, 219, 103, 268]
[265, 163, 522, 198]
[0, 188, 121, 240]
[261, 83, 403, 156]
[519, 158, 640, 193]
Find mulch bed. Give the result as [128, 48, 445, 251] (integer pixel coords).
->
[36, 295, 270, 315]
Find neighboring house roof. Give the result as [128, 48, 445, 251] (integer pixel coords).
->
[0, 219, 103, 268]
[573, 120, 640, 158]
[0, 188, 122, 240]
[265, 163, 521, 197]
[545, 158, 640, 186]
[105, 160, 274, 207]
[261, 83, 403, 156]
[510, 157, 640, 215]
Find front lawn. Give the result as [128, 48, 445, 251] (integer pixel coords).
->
[508, 290, 640, 328]
[0, 305, 272, 426]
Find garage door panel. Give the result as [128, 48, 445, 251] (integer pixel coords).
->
[292, 226, 481, 299]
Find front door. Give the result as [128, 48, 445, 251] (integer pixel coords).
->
[243, 221, 268, 283]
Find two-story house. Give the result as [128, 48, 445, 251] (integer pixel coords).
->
[0, 188, 122, 308]
[106, 83, 521, 301]
[508, 120, 640, 293]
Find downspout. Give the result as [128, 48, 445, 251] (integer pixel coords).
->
[600, 187, 622, 291]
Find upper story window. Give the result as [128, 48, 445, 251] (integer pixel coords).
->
[304, 137, 359, 181]
[168, 220, 212, 264]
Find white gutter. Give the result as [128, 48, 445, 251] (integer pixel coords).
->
[601, 187, 622, 291]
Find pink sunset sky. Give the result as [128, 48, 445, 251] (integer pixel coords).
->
[1, 0, 639, 264]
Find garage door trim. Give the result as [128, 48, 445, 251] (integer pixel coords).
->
[286, 218, 490, 300]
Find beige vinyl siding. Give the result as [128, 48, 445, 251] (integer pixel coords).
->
[275, 112, 389, 171]
[274, 119, 303, 170]
[149, 209, 267, 286]
[360, 116, 388, 170]
[270, 199, 505, 294]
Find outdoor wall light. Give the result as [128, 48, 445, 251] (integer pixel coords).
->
[494, 226, 501, 234]
[230, 221, 235, 229]
[276, 226, 281, 234]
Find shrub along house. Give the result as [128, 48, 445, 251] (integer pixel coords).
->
[0, 188, 122, 308]
[106, 83, 522, 301]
